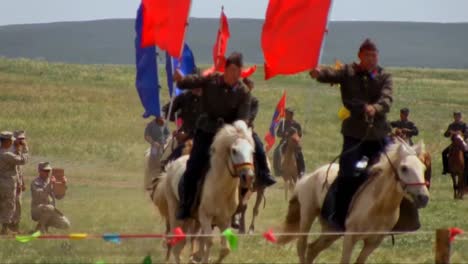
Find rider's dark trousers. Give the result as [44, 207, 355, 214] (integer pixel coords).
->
[442, 146, 450, 174]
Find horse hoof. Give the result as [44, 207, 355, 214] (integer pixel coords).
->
[248, 229, 254, 235]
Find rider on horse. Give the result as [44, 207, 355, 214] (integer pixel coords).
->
[442, 111, 468, 175]
[273, 108, 306, 177]
[309, 39, 394, 230]
[162, 85, 202, 163]
[175, 52, 275, 220]
[390, 108, 419, 145]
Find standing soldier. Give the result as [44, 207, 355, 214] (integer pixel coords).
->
[390, 108, 419, 145]
[31, 162, 70, 233]
[441, 111, 467, 175]
[174, 52, 252, 220]
[0, 131, 28, 235]
[273, 108, 306, 177]
[309, 39, 395, 230]
[9, 130, 28, 233]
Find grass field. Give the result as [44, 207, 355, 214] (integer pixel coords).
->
[1, 57, 468, 263]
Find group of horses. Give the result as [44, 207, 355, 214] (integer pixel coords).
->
[142, 120, 441, 264]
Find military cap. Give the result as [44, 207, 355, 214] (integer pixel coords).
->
[400, 108, 410, 114]
[38, 162, 52, 171]
[0, 131, 15, 140]
[285, 108, 295, 114]
[359, 38, 378, 53]
[13, 130, 26, 139]
[454, 111, 462, 116]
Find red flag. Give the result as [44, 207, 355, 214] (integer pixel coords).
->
[141, 0, 191, 58]
[265, 91, 287, 152]
[261, 0, 332, 80]
[213, 8, 230, 72]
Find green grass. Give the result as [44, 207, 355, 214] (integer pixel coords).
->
[1, 57, 468, 263]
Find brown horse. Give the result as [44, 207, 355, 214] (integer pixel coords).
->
[281, 129, 301, 200]
[449, 134, 465, 199]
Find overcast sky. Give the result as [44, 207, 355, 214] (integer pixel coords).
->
[1, 0, 467, 26]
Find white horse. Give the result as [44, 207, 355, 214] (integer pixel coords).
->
[158, 120, 255, 263]
[277, 140, 430, 264]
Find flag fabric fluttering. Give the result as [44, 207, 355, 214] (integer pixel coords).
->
[261, 0, 332, 80]
[141, 0, 191, 58]
[135, 4, 161, 118]
[165, 43, 197, 98]
[265, 91, 287, 152]
[213, 8, 230, 72]
[204, 7, 256, 78]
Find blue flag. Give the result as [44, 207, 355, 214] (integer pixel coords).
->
[165, 44, 196, 98]
[135, 4, 161, 118]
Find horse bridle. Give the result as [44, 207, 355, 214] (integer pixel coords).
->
[226, 155, 254, 178]
[381, 143, 429, 190]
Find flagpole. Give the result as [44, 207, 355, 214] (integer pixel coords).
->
[282, 90, 286, 132]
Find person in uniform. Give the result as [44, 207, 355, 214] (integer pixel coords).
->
[0, 131, 28, 235]
[243, 78, 276, 187]
[309, 39, 394, 230]
[31, 162, 70, 233]
[144, 116, 171, 152]
[442, 111, 467, 175]
[174, 52, 252, 220]
[9, 130, 28, 233]
[162, 87, 202, 163]
[273, 108, 306, 177]
[390, 108, 419, 145]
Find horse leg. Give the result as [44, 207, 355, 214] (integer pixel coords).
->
[215, 223, 231, 264]
[297, 209, 317, 264]
[238, 205, 247, 234]
[340, 235, 358, 264]
[165, 220, 172, 262]
[451, 174, 458, 199]
[284, 178, 289, 201]
[199, 214, 214, 264]
[354, 236, 384, 264]
[167, 198, 184, 264]
[248, 187, 265, 234]
[306, 233, 341, 264]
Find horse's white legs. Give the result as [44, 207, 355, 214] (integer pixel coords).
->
[167, 196, 184, 264]
[199, 214, 214, 264]
[340, 235, 358, 264]
[284, 179, 289, 201]
[216, 223, 231, 264]
[354, 236, 384, 264]
[297, 209, 317, 264]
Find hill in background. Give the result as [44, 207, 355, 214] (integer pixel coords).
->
[0, 19, 467, 68]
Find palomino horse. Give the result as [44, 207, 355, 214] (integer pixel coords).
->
[449, 134, 465, 199]
[145, 141, 193, 262]
[273, 128, 301, 200]
[157, 121, 255, 264]
[277, 140, 429, 264]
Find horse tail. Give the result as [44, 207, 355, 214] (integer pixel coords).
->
[277, 194, 301, 244]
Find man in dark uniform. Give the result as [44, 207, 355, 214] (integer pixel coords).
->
[310, 39, 393, 230]
[390, 108, 419, 145]
[174, 52, 252, 220]
[243, 78, 276, 188]
[442, 111, 467, 175]
[273, 108, 306, 177]
[162, 88, 202, 162]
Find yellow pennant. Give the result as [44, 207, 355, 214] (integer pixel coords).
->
[338, 106, 351, 121]
[69, 233, 88, 240]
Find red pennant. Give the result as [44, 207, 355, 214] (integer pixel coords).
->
[449, 227, 464, 242]
[168, 227, 186, 246]
[241, 65, 257, 78]
[263, 229, 277, 243]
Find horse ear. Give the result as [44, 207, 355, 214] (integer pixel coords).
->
[413, 141, 426, 156]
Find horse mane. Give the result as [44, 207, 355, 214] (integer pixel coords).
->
[368, 140, 415, 176]
[209, 120, 254, 168]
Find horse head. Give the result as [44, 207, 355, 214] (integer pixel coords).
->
[286, 127, 301, 150]
[451, 132, 465, 150]
[391, 140, 430, 208]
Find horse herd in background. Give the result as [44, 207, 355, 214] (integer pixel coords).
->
[142, 120, 467, 264]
